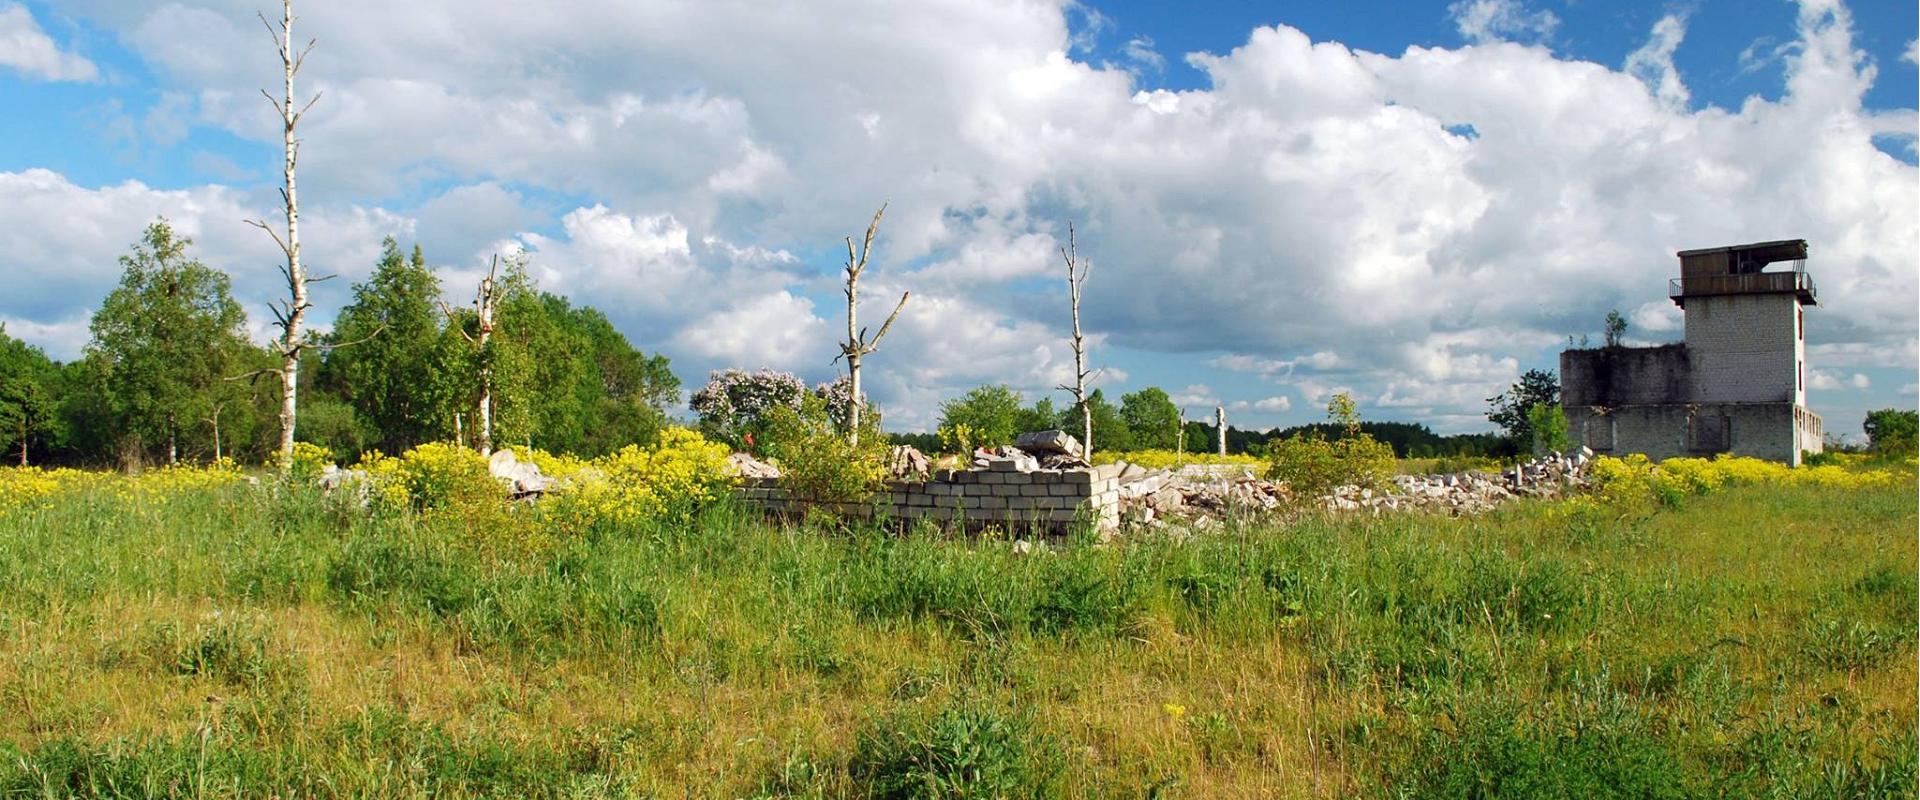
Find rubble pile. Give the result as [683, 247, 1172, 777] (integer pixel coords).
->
[488, 449, 554, 499]
[966, 429, 1090, 471]
[1110, 447, 1599, 527]
[886, 445, 931, 479]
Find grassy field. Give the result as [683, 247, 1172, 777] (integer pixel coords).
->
[0, 473, 1913, 798]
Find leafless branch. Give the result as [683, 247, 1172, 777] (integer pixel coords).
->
[321, 323, 386, 351]
[225, 368, 277, 384]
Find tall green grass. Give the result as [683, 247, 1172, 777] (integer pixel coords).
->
[0, 476, 1912, 797]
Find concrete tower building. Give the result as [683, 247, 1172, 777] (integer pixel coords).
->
[1559, 239, 1823, 465]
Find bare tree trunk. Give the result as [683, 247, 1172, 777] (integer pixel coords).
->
[445, 258, 501, 454]
[1215, 405, 1227, 457]
[474, 265, 498, 455]
[207, 404, 224, 462]
[248, 0, 321, 468]
[1176, 409, 1185, 462]
[167, 416, 178, 466]
[17, 420, 25, 467]
[1057, 223, 1094, 460]
[836, 205, 909, 449]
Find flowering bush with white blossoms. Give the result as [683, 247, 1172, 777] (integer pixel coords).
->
[690, 368, 807, 452]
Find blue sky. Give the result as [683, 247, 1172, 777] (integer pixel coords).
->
[0, 0, 1914, 439]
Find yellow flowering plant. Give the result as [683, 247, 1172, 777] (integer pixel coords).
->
[1585, 452, 1908, 512]
[546, 428, 735, 533]
[280, 441, 334, 481]
[1093, 450, 1263, 469]
[353, 441, 496, 513]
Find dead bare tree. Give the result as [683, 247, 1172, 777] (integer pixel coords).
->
[1215, 404, 1227, 457]
[443, 257, 502, 455]
[835, 204, 909, 449]
[204, 401, 227, 462]
[246, 0, 322, 467]
[1056, 223, 1095, 460]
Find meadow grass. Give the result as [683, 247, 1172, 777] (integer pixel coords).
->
[0, 474, 1912, 798]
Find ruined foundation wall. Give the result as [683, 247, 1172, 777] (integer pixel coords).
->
[735, 462, 1124, 535]
[1566, 402, 1811, 466]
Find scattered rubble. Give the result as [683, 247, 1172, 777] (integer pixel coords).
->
[727, 452, 782, 480]
[317, 464, 370, 505]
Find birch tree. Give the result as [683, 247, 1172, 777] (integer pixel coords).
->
[1056, 223, 1095, 460]
[835, 204, 909, 449]
[247, 0, 322, 466]
[443, 257, 502, 454]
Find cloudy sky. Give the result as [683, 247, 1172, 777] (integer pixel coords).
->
[1, 0, 1914, 437]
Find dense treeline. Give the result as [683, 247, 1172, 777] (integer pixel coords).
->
[0, 222, 677, 469]
[1268, 421, 1514, 459]
[921, 382, 1516, 458]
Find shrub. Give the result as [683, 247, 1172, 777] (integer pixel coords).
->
[763, 394, 887, 503]
[281, 440, 334, 481]
[357, 442, 496, 513]
[850, 702, 1064, 799]
[1265, 432, 1396, 497]
[1528, 402, 1571, 454]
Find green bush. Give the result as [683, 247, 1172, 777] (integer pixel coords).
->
[764, 394, 887, 503]
[1265, 432, 1396, 497]
[1528, 402, 1571, 454]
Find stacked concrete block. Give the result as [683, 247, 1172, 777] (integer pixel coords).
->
[734, 463, 1124, 536]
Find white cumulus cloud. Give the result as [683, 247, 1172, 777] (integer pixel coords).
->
[0, 3, 97, 82]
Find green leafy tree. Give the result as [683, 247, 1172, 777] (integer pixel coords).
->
[317, 239, 448, 453]
[1120, 387, 1181, 451]
[1863, 409, 1917, 456]
[1604, 309, 1628, 348]
[84, 220, 256, 468]
[1013, 397, 1059, 437]
[0, 325, 62, 465]
[1488, 369, 1559, 450]
[1528, 402, 1572, 454]
[1064, 389, 1134, 452]
[937, 385, 1024, 451]
[1327, 392, 1359, 434]
[563, 301, 678, 455]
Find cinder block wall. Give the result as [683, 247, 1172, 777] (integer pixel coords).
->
[735, 463, 1125, 535]
[1685, 293, 1799, 404]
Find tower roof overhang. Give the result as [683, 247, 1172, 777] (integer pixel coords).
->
[1676, 239, 1808, 264]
